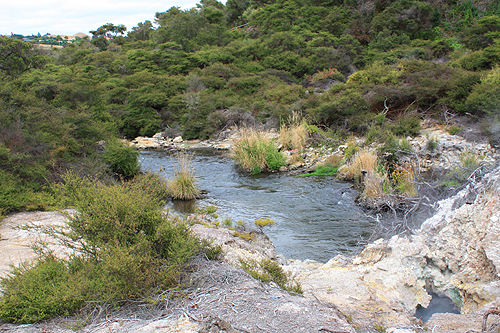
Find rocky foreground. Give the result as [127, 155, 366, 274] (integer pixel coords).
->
[190, 158, 500, 332]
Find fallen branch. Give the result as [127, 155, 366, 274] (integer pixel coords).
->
[482, 308, 500, 332]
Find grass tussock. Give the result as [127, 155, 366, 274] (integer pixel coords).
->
[231, 129, 287, 174]
[343, 149, 379, 182]
[167, 153, 201, 200]
[279, 113, 309, 152]
[361, 171, 386, 200]
[240, 259, 302, 294]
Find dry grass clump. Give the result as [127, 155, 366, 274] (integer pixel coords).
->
[231, 129, 286, 174]
[279, 122, 308, 151]
[278, 111, 309, 151]
[362, 171, 389, 200]
[323, 153, 343, 168]
[343, 149, 378, 181]
[167, 153, 201, 200]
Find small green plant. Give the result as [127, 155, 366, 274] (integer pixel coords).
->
[222, 217, 233, 228]
[442, 151, 481, 186]
[426, 137, 438, 151]
[234, 231, 257, 241]
[197, 205, 218, 218]
[167, 153, 201, 200]
[374, 322, 387, 332]
[201, 239, 223, 260]
[447, 125, 464, 135]
[343, 139, 357, 160]
[254, 217, 276, 229]
[379, 134, 414, 161]
[240, 259, 302, 294]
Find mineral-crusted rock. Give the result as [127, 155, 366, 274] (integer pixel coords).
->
[286, 162, 500, 331]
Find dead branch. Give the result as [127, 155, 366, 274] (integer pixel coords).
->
[482, 309, 500, 332]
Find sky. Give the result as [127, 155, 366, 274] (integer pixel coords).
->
[0, 0, 207, 37]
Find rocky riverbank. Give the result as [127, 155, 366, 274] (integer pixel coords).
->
[127, 119, 498, 177]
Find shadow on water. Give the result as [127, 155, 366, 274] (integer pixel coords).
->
[139, 150, 428, 263]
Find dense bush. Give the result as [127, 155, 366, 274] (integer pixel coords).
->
[465, 66, 500, 115]
[0, 255, 86, 323]
[2, 0, 500, 214]
[0, 172, 204, 323]
[103, 139, 140, 179]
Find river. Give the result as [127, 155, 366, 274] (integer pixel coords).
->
[139, 149, 376, 263]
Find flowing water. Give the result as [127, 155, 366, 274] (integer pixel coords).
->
[140, 149, 376, 263]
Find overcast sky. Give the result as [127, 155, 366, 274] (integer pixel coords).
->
[1, 0, 208, 36]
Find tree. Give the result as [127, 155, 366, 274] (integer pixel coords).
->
[90, 23, 127, 50]
[90, 23, 127, 38]
[0, 37, 48, 77]
[128, 20, 154, 41]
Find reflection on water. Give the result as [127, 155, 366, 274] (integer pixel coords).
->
[140, 150, 375, 263]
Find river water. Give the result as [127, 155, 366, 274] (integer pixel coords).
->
[139, 149, 376, 263]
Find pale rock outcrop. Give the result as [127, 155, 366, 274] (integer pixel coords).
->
[284, 162, 500, 331]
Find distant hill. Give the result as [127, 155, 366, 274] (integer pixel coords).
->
[46, 32, 88, 41]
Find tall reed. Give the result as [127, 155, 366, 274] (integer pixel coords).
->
[279, 113, 308, 152]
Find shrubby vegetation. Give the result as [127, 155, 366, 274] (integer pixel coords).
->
[1, 0, 499, 321]
[0, 172, 207, 323]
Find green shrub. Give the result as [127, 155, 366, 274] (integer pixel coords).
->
[442, 151, 481, 186]
[465, 66, 500, 115]
[0, 255, 86, 323]
[379, 134, 414, 161]
[447, 125, 464, 135]
[426, 137, 438, 151]
[0, 205, 203, 323]
[343, 139, 357, 160]
[103, 139, 139, 179]
[390, 114, 421, 137]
